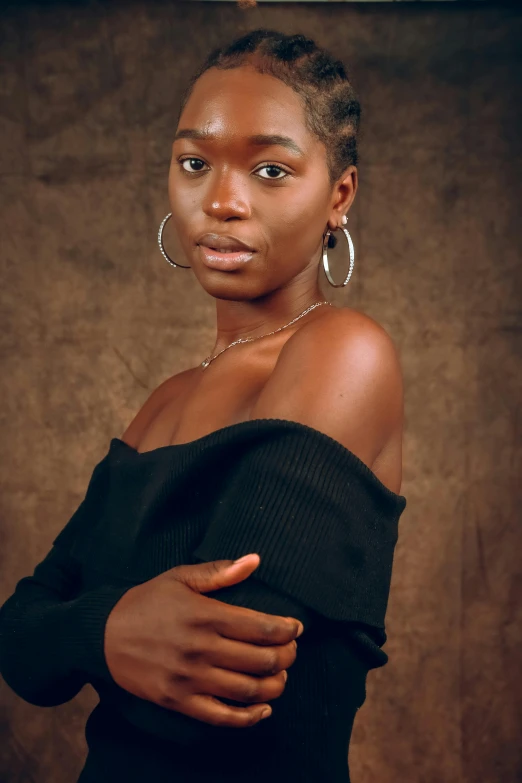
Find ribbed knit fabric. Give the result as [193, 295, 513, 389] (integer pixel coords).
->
[0, 418, 406, 783]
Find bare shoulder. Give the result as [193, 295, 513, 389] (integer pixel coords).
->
[273, 305, 403, 393]
[251, 306, 404, 469]
[289, 305, 400, 354]
[120, 367, 197, 448]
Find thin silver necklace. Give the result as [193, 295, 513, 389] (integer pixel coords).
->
[201, 300, 334, 369]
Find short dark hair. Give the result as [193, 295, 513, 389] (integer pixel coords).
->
[179, 28, 361, 192]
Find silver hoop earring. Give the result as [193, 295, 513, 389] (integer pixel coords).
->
[158, 213, 191, 269]
[322, 217, 355, 288]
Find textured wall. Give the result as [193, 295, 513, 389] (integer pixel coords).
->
[1, 2, 521, 782]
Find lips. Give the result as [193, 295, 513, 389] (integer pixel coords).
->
[197, 232, 255, 253]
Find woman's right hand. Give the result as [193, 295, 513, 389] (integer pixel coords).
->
[103, 554, 302, 728]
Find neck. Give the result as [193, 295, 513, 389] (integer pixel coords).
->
[211, 284, 325, 354]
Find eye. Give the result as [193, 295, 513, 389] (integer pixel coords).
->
[177, 157, 290, 180]
[179, 157, 208, 173]
[256, 164, 289, 181]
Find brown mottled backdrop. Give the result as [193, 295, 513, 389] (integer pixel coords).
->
[0, 1, 521, 782]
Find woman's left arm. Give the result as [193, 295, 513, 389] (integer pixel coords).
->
[251, 307, 404, 477]
[191, 309, 405, 638]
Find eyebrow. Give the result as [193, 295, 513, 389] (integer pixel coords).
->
[173, 129, 305, 158]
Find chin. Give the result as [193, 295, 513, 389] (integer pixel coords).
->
[193, 272, 268, 303]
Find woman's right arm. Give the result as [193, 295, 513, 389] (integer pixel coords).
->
[0, 375, 183, 707]
[0, 542, 131, 707]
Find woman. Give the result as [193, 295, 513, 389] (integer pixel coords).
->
[0, 30, 406, 782]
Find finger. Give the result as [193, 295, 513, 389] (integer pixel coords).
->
[196, 664, 287, 704]
[205, 597, 303, 646]
[181, 694, 272, 728]
[171, 555, 260, 594]
[206, 635, 297, 677]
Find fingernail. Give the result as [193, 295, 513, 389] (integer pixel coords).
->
[260, 707, 272, 719]
[296, 622, 304, 637]
[282, 671, 288, 682]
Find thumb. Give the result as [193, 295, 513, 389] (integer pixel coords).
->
[173, 554, 261, 594]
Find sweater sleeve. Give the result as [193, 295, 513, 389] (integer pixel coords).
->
[0, 447, 132, 708]
[0, 539, 131, 707]
[191, 424, 406, 649]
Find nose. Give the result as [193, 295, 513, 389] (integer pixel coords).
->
[202, 171, 251, 221]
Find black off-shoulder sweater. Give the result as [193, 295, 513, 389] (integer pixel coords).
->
[0, 418, 407, 783]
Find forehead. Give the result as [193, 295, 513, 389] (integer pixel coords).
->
[178, 65, 315, 151]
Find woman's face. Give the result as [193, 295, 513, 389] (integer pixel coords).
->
[168, 63, 355, 300]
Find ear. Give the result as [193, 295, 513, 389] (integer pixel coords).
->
[327, 166, 358, 232]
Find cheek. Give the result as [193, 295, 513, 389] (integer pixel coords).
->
[168, 179, 196, 245]
[273, 182, 327, 231]
[267, 197, 325, 254]
[168, 171, 187, 214]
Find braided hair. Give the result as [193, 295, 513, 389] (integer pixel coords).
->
[178, 29, 361, 247]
